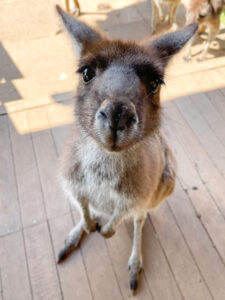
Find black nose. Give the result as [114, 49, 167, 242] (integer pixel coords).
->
[99, 102, 137, 131]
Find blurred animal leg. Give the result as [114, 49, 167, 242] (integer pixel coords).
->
[72, 0, 80, 16]
[170, 4, 179, 29]
[197, 20, 219, 61]
[65, 0, 70, 13]
[152, 1, 159, 32]
[183, 33, 196, 61]
[128, 212, 147, 293]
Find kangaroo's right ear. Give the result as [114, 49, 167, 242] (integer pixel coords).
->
[56, 5, 102, 57]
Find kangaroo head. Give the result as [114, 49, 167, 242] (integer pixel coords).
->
[56, 5, 197, 152]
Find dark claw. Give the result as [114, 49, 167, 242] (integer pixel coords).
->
[96, 223, 101, 232]
[57, 244, 77, 264]
[58, 232, 86, 264]
[130, 274, 138, 293]
[58, 246, 72, 263]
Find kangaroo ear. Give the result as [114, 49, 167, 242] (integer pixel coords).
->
[145, 23, 198, 66]
[56, 5, 102, 57]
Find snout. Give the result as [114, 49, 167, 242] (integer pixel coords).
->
[95, 99, 139, 151]
[98, 99, 138, 131]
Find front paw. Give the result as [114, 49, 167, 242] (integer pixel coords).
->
[96, 223, 116, 238]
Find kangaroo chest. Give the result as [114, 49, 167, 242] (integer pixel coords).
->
[73, 147, 136, 215]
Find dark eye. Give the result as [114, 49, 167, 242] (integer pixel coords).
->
[83, 67, 95, 83]
[149, 79, 160, 94]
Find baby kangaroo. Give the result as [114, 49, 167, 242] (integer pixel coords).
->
[56, 5, 197, 293]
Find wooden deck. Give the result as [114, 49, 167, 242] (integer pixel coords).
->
[1, 0, 225, 299]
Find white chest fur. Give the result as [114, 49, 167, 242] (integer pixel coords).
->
[63, 141, 136, 216]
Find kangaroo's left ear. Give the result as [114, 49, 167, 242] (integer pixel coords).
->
[144, 24, 198, 66]
[56, 5, 103, 57]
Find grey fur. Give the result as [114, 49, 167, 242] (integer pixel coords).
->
[56, 6, 197, 292]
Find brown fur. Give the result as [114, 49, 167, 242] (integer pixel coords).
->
[56, 5, 197, 293]
[184, 0, 225, 61]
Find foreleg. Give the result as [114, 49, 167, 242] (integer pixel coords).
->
[79, 198, 97, 234]
[183, 33, 197, 62]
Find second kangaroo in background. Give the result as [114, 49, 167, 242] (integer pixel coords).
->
[184, 0, 225, 61]
[56, 5, 197, 293]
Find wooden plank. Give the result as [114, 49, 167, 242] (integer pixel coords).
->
[163, 101, 225, 217]
[49, 213, 93, 300]
[0, 268, 2, 300]
[162, 72, 202, 101]
[203, 68, 225, 120]
[81, 233, 123, 300]
[150, 202, 212, 300]
[24, 222, 62, 300]
[220, 87, 225, 97]
[0, 115, 21, 236]
[141, 218, 183, 300]
[189, 92, 225, 147]
[27, 107, 70, 219]
[46, 101, 73, 131]
[161, 64, 225, 102]
[164, 110, 225, 264]
[0, 282, 2, 299]
[9, 111, 46, 228]
[163, 105, 225, 298]
[169, 181, 225, 299]
[174, 95, 225, 178]
[125, 217, 183, 300]
[51, 124, 70, 157]
[165, 49, 225, 79]
[190, 68, 225, 92]
[207, 89, 225, 121]
[72, 210, 123, 300]
[0, 231, 32, 300]
[188, 184, 225, 262]
[106, 222, 154, 299]
[208, 68, 225, 88]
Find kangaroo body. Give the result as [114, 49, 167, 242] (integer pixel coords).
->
[56, 5, 197, 293]
[61, 129, 176, 216]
